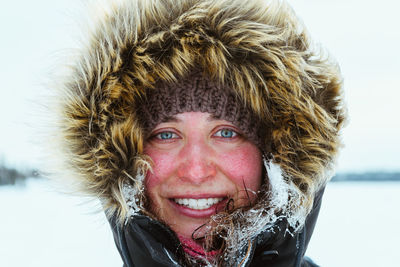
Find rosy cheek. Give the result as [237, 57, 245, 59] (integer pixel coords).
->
[144, 148, 177, 191]
[218, 144, 262, 192]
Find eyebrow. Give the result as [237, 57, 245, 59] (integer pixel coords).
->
[163, 114, 220, 123]
[207, 114, 222, 122]
[162, 115, 181, 123]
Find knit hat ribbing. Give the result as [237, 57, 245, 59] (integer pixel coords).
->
[137, 71, 265, 148]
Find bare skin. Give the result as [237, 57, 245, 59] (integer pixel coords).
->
[144, 112, 262, 243]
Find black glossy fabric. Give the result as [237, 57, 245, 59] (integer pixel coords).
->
[248, 188, 324, 267]
[107, 188, 324, 267]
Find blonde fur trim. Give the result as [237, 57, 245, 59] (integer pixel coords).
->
[54, 0, 346, 225]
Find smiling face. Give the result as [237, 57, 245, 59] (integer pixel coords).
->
[143, 112, 262, 242]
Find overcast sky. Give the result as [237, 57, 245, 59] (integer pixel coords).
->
[0, 0, 399, 173]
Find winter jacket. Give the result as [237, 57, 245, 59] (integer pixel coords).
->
[54, 0, 345, 266]
[108, 188, 324, 267]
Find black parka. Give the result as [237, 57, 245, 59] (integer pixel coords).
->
[55, 0, 345, 266]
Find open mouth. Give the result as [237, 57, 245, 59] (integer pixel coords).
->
[173, 197, 224, 210]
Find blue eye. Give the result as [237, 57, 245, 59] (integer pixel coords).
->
[156, 131, 178, 140]
[215, 129, 237, 138]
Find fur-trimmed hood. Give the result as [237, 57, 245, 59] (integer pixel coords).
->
[55, 0, 345, 264]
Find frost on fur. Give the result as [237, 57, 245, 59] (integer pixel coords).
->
[211, 158, 308, 266]
[53, 0, 346, 265]
[264, 157, 308, 230]
[120, 158, 310, 267]
[122, 168, 146, 220]
[55, 0, 345, 226]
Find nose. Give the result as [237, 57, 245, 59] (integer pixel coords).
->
[177, 139, 217, 184]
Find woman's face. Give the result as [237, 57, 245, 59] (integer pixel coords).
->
[144, 112, 262, 240]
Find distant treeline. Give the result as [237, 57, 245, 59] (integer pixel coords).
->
[1, 163, 400, 186]
[0, 164, 39, 186]
[331, 172, 400, 182]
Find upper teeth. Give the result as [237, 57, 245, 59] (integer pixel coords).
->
[174, 198, 223, 210]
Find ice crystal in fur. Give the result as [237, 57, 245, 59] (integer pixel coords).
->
[122, 169, 146, 219]
[210, 158, 307, 266]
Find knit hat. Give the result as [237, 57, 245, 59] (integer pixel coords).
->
[137, 70, 265, 148]
[55, 0, 346, 232]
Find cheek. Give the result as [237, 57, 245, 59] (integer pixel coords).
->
[144, 147, 177, 193]
[218, 144, 262, 192]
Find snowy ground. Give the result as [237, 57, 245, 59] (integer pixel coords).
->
[0, 179, 399, 267]
[307, 182, 400, 267]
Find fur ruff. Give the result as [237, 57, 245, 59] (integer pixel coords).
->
[54, 0, 346, 264]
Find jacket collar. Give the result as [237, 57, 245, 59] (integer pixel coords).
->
[107, 185, 324, 267]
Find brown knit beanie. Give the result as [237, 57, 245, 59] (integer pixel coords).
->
[137, 70, 265, 148]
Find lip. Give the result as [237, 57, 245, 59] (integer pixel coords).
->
[170, 194, 227, 199]
[168, 196, 228, 218]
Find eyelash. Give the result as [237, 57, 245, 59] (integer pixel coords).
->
[150, 127, 240, 142]
[213, 128, 238, 139]
[153, 131, 180, 140]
